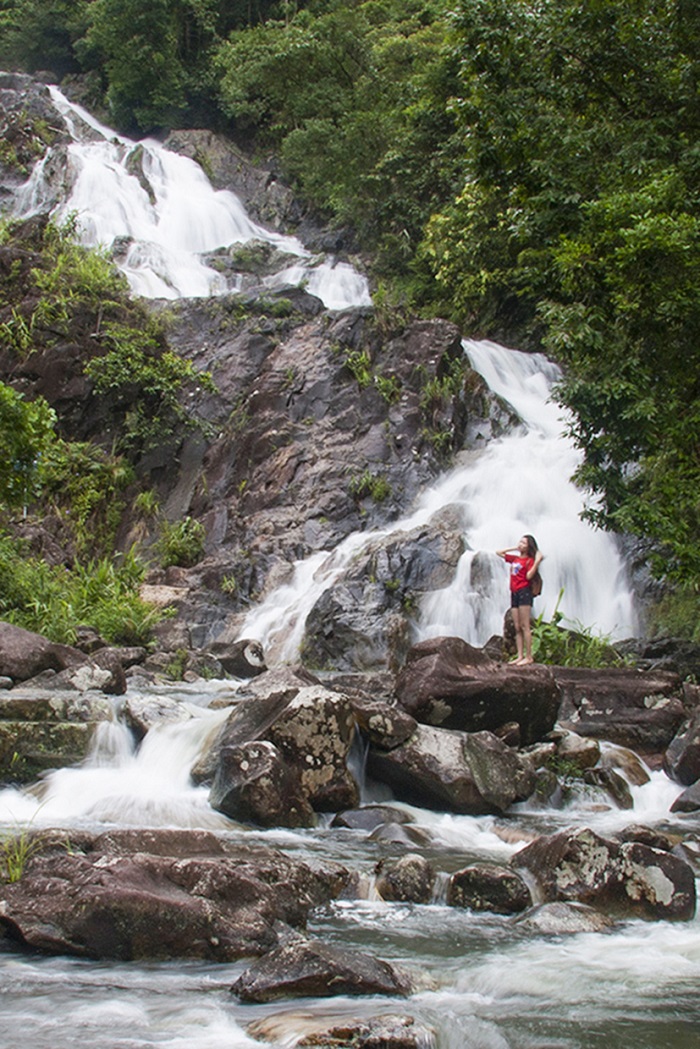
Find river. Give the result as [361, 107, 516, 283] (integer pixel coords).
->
[0, 690, 698, 1049]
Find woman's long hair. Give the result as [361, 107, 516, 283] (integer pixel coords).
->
[523, 534, 539, 558]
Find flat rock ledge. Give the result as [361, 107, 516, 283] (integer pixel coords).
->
[0, 829, 348, 961]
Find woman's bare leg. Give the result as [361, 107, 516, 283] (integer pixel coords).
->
[519, 606, 534, 664]
[511, 606, 525, 662]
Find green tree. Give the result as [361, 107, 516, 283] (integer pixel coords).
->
[420, 0, 700, 582]
[0, 0, 90, 76]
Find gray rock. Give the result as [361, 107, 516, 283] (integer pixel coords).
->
[515, 901, 615, 934]
[664, 710, 700, 786]
[209, 740, 316, 827]
[232, 938, 415, 1002]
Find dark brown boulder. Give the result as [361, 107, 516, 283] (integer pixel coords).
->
[447, 863, 532, 914]
[209, 740, 316, 827]
[232, 937, 415, 1002]
[670, 781, 700, 813]
[375, 853, 436, 904]
[330, 805, 414, 832]
[554, 666, 685, 752]
[206, 637, 266, 677]
[0, 621, 88, 681]
[0, 831, 349, 961]
[394, 636, 561, 745]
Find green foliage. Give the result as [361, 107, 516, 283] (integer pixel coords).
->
[349, 470, 391, 504]
[156, 515, 206, 568]
[0, 0, 90, 76]
[0, 383, 57, 510]
[41, 439, 134, 556]
[645, 585, 700, 644]
[84, 321, 214, 452]
[0, 825, 45, 883]
[418, 0, 700, 583]
[0, 534, 164, 645]
[531, 591, 628, 668]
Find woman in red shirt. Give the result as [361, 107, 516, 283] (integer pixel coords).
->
[496, 535, 543, 665]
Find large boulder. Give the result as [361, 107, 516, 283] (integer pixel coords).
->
[232, 937, 415, 1002]
[446, 863, 532, 914]
[204, 680, 359, 824]
[209, 740, 316, 827]
[394, 637, 561, 745]
[0, 621, 88, 681]
[0, 829, 349, 961]
[554, 666, 686, 753]
[513, 827, 696, 921]
[367, 723, 535, 815]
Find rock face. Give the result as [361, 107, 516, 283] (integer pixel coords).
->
[0, 689, 114, 783]
[664, 711, 700, 786]
[395, 637, 562, 745]
[0, 830, 348, 961]
[513, 827, 696, 921]
[554, 667, 686, 753]
[0, 622, 88, 682]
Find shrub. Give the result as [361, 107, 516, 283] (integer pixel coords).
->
[531, 591, 628, 668]
[156, 516, 205, 568]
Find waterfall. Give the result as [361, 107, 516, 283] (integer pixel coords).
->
[13, 86, 372, 310]
[240, 339, 636, 662]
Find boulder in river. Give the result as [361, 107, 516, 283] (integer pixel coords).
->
[394, 636, 561, 745]
[513, 827, 696, 921]
[554, 666, 686, 753]
[0, 829, 349, 961]
[367, 723, 536, 815]
[232, 937, 416, 1002]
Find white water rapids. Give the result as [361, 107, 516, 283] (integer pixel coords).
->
[3, 87, 697, 1049]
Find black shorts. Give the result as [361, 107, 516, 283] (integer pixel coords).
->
[511, 587, 533, 608]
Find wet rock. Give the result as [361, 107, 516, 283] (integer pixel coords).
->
[368, 822, 433, 848]
[554, 666, 686, 752]
[121, 694, 195, 741]
[670, 781, 700, 813]
[330, 805, 414, 831]
[582, 767, 634, 809]
[367, 723, 535, 815]
[555, 731, 601, 771]
[446, 863, 532, 914]
[664, 710, 700, 786]
[395, 636, 561, 746]
[232, 938, 415, 1002]
[348, 696, 417, 750]
[202, 681, 359, 821]
[0, 833, 348, 961]
[0, 689, 114, 783]
[514, 901, 615, 934]
[513, 827, 696, 921]
[597, 744, 651, 787]
[209, 740, 316, 827]
[248, 1012, 436, 1048]
[375, 853, 436, 904]
[205, 637, 266, 678]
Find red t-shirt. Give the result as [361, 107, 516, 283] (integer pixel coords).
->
[505, 554, 534, 592]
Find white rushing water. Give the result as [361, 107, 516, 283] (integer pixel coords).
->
[13, 86, 372, 309]
[239, 338, 637, 664]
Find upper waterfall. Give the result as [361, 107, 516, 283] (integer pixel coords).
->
[13, 86, 372, 310]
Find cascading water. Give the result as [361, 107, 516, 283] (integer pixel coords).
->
[13, 86, 372, 310]
[239, 338, 636, 664]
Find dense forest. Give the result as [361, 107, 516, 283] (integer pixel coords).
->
[0, 0, 698, 640]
